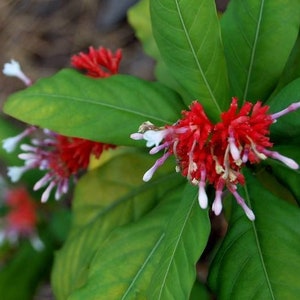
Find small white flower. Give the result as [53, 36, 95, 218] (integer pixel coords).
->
[3, 59, 31, 86]
[7, 166, 28, 182]
[2, 136, 21, 153]
[0, 231, 5, 246]
[2, 127, 36, 153]
[143, 129, 168, 147]
[263, 149, 299, 170]
[30, 235, 44, 251]
[40, 181, 56, 203]
[130, 133, 144, 140]
[198, 182, 208, 209]
[228, 132, 241, 161]
[142, 152, 170, 182]
[212, 190, 223, 215]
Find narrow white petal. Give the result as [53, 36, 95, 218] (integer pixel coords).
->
[212, 192, 223, 215]
[198, 184, 208, 209]
[41, 181, 56, 203]
[7, 166, 27, 182]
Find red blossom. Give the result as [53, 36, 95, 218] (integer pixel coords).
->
[5, 187, 37, 236]
[71, 46, 122, 78]
[49, 135, 115, 179]
[131, 97, 300, 220]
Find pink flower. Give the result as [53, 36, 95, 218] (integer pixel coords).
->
[131, 98, 300, 220]
[71, 46, 122, 78]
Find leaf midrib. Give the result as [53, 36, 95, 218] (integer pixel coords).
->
[157, 192, 197, 299]
[244, 182, 275, 300]
[10, 93, 175, 124]
[121, 233, 165, 300]
[174, 0, 222, 114]
[243, 0, 265, 102]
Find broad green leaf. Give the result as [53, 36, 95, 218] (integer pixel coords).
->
[266, 78, 300, 144]
[128, 0, 187, 97]
[3, 70, 185, 146]
[190, 280, 211, 300]
[0, 231, 54, 300]
[221, 0, 300, 102]
[68, 183, 209, 300]
[128, 0, 160, 60]
[148, 184, 210, 300]
[208, 169, 300, 299]
[51, 150, 185, 299]
[270, 34, 300, 99]
[150, 0, 230, 121]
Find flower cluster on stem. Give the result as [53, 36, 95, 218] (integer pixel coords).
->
[131, 98, 300, 220]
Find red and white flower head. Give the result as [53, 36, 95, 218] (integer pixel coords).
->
[131, 98, 300, 220]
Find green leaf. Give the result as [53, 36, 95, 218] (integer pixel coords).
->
[190, 280, 211, 300]
[0, 231, 54, 300]
[148, 184, 210, 299]
[266, 78, 300, 144]
[128, 0, 187, 97]
[3, 70, 185, 146]
[51, 150, 185, 299]
[128, 0, 160, 60]
[208, 169, 300, 299]
[150, 0, 230, 121]
[270, 34, 300, 99]
[221, 0, 300, 102]
[67, 183, 210, 300]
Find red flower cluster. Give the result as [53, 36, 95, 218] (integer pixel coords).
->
[5, 187, 37, 237]
[71, 46, 122, 78]
[3, 46, 121, 202]
[0, 186, 43, 250]
[131, 98, 300, 220]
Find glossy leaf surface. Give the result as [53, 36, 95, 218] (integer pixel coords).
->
[208, 169, 300, 299]
[151, 0, 229, 120]
[51, 150, 185, 299]
[221, 0, 300, 102]
[267, 78, 300, 144]
[68, 184, 209, 300]
[4, 69, 185, 146]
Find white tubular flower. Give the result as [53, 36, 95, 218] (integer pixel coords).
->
[2, 127, 36, 153]
[30, 235, 45, 252]
[7, 166, 29, 182]
[3, 59, 32, 86]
